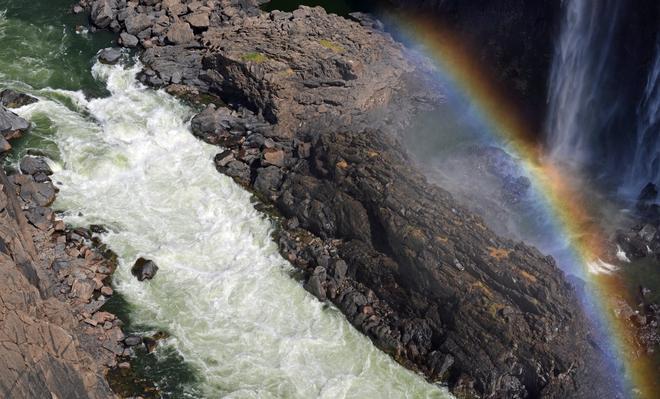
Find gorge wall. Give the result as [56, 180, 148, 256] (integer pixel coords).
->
[84, 0, 618, 397]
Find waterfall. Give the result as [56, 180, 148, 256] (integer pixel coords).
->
[628, 37, 660, 192]
[545, 0, 622, 168]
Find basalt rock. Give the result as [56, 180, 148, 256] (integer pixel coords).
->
[131, 257, 159, 281]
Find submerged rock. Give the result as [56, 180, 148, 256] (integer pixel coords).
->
[131, 257, 159, 281]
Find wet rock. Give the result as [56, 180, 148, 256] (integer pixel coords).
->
[98, 48, 122, 64]
[124, 335, 143, 347]
[166, 22, 194, 44]
[20, 156, 53, 176]
[119, 32, 139, 48]
[0, 89, 37, 108]
[131, 257, 159, 281]
[0, 105, 30, 139]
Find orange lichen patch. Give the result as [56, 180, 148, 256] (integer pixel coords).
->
[406, 227, 427, 246]
[276, 68, 295, 78]
[519, 269, 538, 284]
[470, 280, 493, 298]
[319, 39, 345, 53]
[488, 247, 511, 261]
[487, 302, 505, 318]
[336, 160, 349, 169]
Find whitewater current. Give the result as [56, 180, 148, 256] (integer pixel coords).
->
[12, 59, 448, 398]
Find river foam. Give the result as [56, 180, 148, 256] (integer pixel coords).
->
[15, 60, 448, 398]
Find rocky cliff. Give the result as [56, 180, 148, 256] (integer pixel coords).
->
[0, 103, 123, 398]
[85, 1, 615, 397]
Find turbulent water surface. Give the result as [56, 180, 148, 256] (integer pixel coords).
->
[0, 1, 449, 398]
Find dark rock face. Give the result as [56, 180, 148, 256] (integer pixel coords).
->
[131, 257, 159, 281]
[85, 0, 614, 397]
[384, 0, 561, 133]
[0, 89, 37, 108]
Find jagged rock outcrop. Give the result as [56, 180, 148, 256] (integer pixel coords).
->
[0, 167, 122, 399]
[84, 1, 614, 397]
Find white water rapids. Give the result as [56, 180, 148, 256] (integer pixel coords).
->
[14, 61, 448, 398]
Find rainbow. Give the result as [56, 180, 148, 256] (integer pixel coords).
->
[388, 13, 658, 399]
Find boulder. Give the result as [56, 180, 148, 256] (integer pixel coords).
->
[166, 22, 194, 44]
[90, 0, 117, 28]
[119, 32, 139, 48]
[214, 150, 234, 168]
[262, 148, 285, 167]
[186, 12, 210, 29]
[131, 257, 159, 281]
[98, 48, 122, 64]
[0, 89, 37, 108]
[254, 166, 283, 195]
[0, 105, 30, 138]
[125, 13, 152, 35]
[20, 156, 53, 176]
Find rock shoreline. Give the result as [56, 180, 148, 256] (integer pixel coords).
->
[0, 102, 125, 398]
[83, 1, 615, 397]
